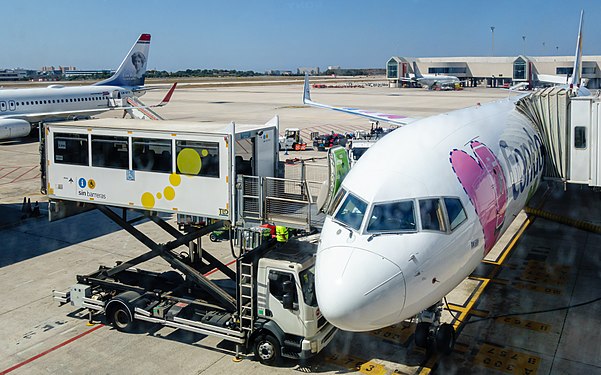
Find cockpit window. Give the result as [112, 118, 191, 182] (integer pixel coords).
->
[444, 197, 467, 230]
[419, 198, 447, 232]
[333, 193, 367, 230]
[366, 200, 416, 232]
[327, 187, 347, 216]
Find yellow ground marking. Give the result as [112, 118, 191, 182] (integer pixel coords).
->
[483, 217, 533, 266]
[367, 323, 415, 345]
[474, 343, 540, 374]
[513, 282, 562, 296]
[323, 353, 388, 375]
[496, 316, 551, 332]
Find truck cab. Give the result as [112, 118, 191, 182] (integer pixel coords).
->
[252, 236, 333, 363]
[279, 128, 306, 151]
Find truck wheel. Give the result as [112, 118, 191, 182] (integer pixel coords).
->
[209, 233, 218, 242]
[110, 303, 135, 333]
[253, 333, 281, 365]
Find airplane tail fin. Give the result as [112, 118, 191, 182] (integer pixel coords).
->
[570, 10, 584, 87]
[412, 61, 423, 79]
[95, 34, 151, 88]
[303, 73, 312, 103]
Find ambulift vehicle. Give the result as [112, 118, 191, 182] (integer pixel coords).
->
[47, 116, 337, 365]
[279, 128, 306, 151]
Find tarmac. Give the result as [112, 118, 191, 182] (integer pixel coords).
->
[0, 83, 600, 374]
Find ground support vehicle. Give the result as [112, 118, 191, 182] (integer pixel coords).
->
[46, 116, 337, 365]
[279, 128, 306, 151]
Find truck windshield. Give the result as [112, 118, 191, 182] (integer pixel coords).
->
[299, 266, 317, 307]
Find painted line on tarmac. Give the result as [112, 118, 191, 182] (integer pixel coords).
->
[0, 258, 239, 374]
[0, 324, 104, 375]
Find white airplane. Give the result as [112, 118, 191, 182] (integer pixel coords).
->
[304, 11, 587, 354]
[0, 34, 176, 140]
[404, 61, 462, 89]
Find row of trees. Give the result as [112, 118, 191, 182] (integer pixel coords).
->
[146, 69, 259, 78]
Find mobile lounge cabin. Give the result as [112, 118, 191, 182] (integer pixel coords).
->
[43, 116, 279, 221]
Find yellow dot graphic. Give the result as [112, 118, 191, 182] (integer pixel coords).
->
[169, 173, 181, 186]
[201, 149, 208, 157]
[141, 192, 155, 208]
[177, 148, 202, 175]
[156, 192, 162, 199]
[164, 186, 175, 200]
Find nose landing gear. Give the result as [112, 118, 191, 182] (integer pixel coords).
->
[414, 301, 456, 355]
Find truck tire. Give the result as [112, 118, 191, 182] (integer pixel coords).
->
[106, 291, 144, 333]
[110, 303, 135, 333]
[253, 333, 281, 365]
[209, 233, 218, 242]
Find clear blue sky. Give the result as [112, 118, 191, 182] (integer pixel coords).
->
[2, 0, 600, 72]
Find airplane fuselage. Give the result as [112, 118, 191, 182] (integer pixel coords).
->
[417, 74, 460, 88]
[0, 85, 135, 123]
[315, 95, 544, 331]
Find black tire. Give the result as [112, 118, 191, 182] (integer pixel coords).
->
[253, 333, 281, 365]
[209, 233, 218, 242]
[414, 322, 430, 348]
[435, 323, 455, 355]
[110, 303, 135, 333]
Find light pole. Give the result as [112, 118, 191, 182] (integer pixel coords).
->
[522, 36, 526, 56]
[490, 26, 495, 56]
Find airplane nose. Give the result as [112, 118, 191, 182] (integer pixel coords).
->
[315, 246, 406, 332]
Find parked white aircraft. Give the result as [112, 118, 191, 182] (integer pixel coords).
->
[404, 61, 462, 89]
[0, 34, 175, 140]
[304, 11, 586, 354]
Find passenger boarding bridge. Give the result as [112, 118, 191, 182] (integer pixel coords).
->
[517, 87, 601, 188]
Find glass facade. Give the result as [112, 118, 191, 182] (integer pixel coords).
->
[428, 67, 466, 74]
[387, 60, 398, 79]
[513, 58, 527, 80]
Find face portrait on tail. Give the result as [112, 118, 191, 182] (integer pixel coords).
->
[131, 51, 146, 78]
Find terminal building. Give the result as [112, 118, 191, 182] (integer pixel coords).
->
[386, 56, 601, 89]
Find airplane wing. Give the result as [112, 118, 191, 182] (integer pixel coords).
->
[302, 74, 418, 126]
[2, 83, 177, 122]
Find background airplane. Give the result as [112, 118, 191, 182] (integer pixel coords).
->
[0, 34, 175, 140]
[402, 61, 462, 89]
[304, 11, 586, 355]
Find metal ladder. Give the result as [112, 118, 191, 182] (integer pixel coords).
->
[238, 260, 254, 332]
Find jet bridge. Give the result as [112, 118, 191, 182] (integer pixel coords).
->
[516, 87, 601, 188]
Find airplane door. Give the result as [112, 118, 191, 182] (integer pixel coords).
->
[8, 100, 16, 111]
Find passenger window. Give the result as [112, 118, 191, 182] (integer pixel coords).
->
[327, 187, 347, 216]
[334, 193, 367, 230]
[175, 140, 220, 178]
[268, 271, 298, 305]
[54, 133, 88, 166]
[132, 138, 172, 173]
[444, 198, 467, 231]
[367, 200, 416, 232]
[92, 135, 129, 169]
[419, 198, 446, 232]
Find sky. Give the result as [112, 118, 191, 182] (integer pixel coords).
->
[2, 0, 601, 72]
